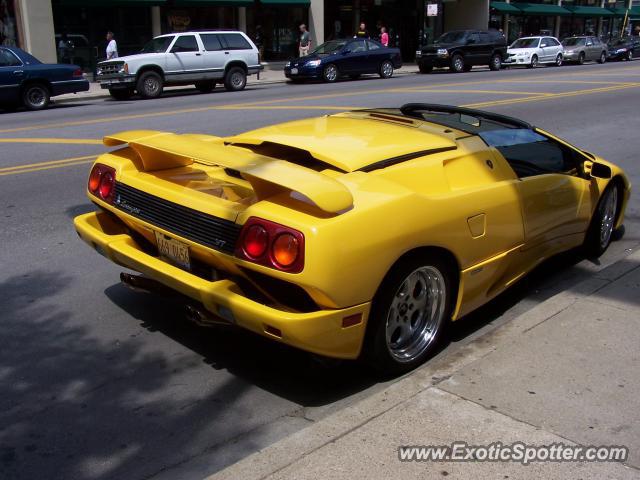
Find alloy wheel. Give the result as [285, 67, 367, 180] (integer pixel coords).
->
[599, 187, 618, 249]
[324, 64, 337, 82]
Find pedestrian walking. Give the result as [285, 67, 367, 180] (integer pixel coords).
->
[355, 22, 369, 39]
[57, 33, 74, 64]
[298, 24, 311, 57]
[105, 31, 118, 60]
[380, 26, 389, 47]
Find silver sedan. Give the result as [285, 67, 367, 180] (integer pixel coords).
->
[561, 36, 607, 64]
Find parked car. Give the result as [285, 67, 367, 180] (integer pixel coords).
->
[96, 30, 263, 100]
[607, 37, 640, 61]
[561, 36, 607, 64]
[504, 36, 564, 68]
[0, 46, 89, 110]
[74, 103, 629, 375]
[284, 38, 402, 82]
[415, 30, 507, 73]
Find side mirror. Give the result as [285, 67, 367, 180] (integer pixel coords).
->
[590, 161, 612, 179]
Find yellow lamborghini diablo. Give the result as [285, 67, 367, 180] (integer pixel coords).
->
[74, 103, 630, 374]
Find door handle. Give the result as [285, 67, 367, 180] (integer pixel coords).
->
[195, 53, 202, 56]
[13, 70, 23, 75]
[224, 51, 229, 55]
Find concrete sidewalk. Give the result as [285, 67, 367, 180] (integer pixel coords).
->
[207, 249, 640, 480]
[55, 62, 420, 104]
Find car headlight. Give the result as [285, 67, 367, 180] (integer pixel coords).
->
[285, 61, 291, 67]
[305, 59, 321, 67]
[437, 48, 448, 56]
[616, 48, 627, 53]
[415, 50, 422, 58]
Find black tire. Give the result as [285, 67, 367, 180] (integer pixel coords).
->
[108, 88, 133, 100]
[450, 54, 465, 73]
[554, 53, 563, 67]
[578, 52, 585, 65]
[489, 53, 502, 71]
[583, 182, 621, 258]
[379, 60, 394, 78]
[418, 64, 433, 74]
[22, 83, 50, 110]
[527, 54, 538, 69]
[362, 253, 456, 376]
[627, 51, 633, 61]
[598, 51, 607, 64]
[322, 63, 339, 82]
[195, 80, 216, 93]
[136, 71, 163, 99]
[224, 67, 247, 91]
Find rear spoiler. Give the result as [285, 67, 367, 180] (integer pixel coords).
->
[103, 130, 354, 214]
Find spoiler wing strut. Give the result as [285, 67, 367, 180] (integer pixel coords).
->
[103, 130, 353, 214]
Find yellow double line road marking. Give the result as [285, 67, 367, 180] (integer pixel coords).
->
[0, 155, 96, 176]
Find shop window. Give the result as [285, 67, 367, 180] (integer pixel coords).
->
[201, 34, 224, 51]
[221, 34, 252, 50]
[172, 35, 199, 53]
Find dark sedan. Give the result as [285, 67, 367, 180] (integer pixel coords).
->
[0, 46, 89, 111]
[284, 39, 402, 83]
[607, 38, 640, 61]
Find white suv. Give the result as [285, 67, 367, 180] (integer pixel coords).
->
[97, 30, 262, 99]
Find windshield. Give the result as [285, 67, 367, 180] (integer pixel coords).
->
[312, 40, 347, 55]
[511, 38, 539, 48]
[141, 36, 174, 54]
[435, 31, 467, 44]
[562, 37, 585, 47]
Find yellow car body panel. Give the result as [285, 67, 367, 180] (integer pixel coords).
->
[74, 109, 630, 359]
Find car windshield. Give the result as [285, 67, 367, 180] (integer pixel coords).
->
[312, 40, 347, 55]
[562, 38, 585, 46]
[434, 31, 467, 44]
[511, 38, 539, 48]
[141, 36, 173, 53]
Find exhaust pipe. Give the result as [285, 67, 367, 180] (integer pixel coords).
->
[120, 272, 175, 295]
[184, 304, 232, 327]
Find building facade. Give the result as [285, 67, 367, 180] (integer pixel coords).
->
[7, 0, 640, 67]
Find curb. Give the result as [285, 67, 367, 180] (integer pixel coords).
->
[54, 68, 420, 105]
[205, 247, 639, 480]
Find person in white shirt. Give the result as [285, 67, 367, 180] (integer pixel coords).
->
[105, 31, 118, 59]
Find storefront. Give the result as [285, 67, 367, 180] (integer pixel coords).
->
[252, 0, 309, 60]
[1, 0, 20, 47]
[560, 4, 615, 39]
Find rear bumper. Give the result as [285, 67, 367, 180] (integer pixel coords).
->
[74, 210, 370, 359]
[51, 79, 90, 96]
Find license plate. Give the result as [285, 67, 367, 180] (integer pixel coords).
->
[291, 68, 298, 74]
[155, 232, 190, 270]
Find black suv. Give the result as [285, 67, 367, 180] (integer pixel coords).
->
[416, 30, 507, 73]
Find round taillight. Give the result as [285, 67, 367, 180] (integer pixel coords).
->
[243, 224, 268, 258]
[272, 233, 299, 267]
[88, 167, 102, 193]
[99, 171, 114, 201]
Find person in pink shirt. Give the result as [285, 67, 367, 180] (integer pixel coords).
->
[380, 26, 389, 47]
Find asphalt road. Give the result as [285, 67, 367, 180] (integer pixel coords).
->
[1, 62, 639, 480]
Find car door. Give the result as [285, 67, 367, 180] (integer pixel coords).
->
[465, 32, 482, 64]
[199, 33, 226, 80]
[166, 34, 204, 82]
[365, 39, 385, 72]
[584, 37, 596, 60]
[0, 48, 23, 104]
[219, 33, 254, 68]
[341, 39, 368, 74]
[484, 128, 593, 250]
[477, 32, 494, 65]
[541, 37, 554, 62]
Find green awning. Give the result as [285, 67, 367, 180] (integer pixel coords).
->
[607, 6, 640, 16]
[260, 0, 310, 4]
[564, 5, 615, 17]
[490, 1, 521, 13]
[512, 2, 572, 15]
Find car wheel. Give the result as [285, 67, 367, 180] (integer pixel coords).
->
[224, 67, 247, 91]
[136, 71, 163, 99]
[627, 50, 633, 61]
[489, 53, 502, 71]
[195, 80, 216, 93]
[322, 63, 338, 82]
[578, 52, 585, 65]
[108, 88, 133, 100]
[450, 54, 465, 73]
[598, 51, 607, 64]
[527, 54, 538, 69]
[379, 60, 394, 78]
[418, 64, 433, 74]
[583, 182, 621, 258]
[363, 253, 455, 376]
[22, 83, 50, 111]
[554, 53, 563, 66]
